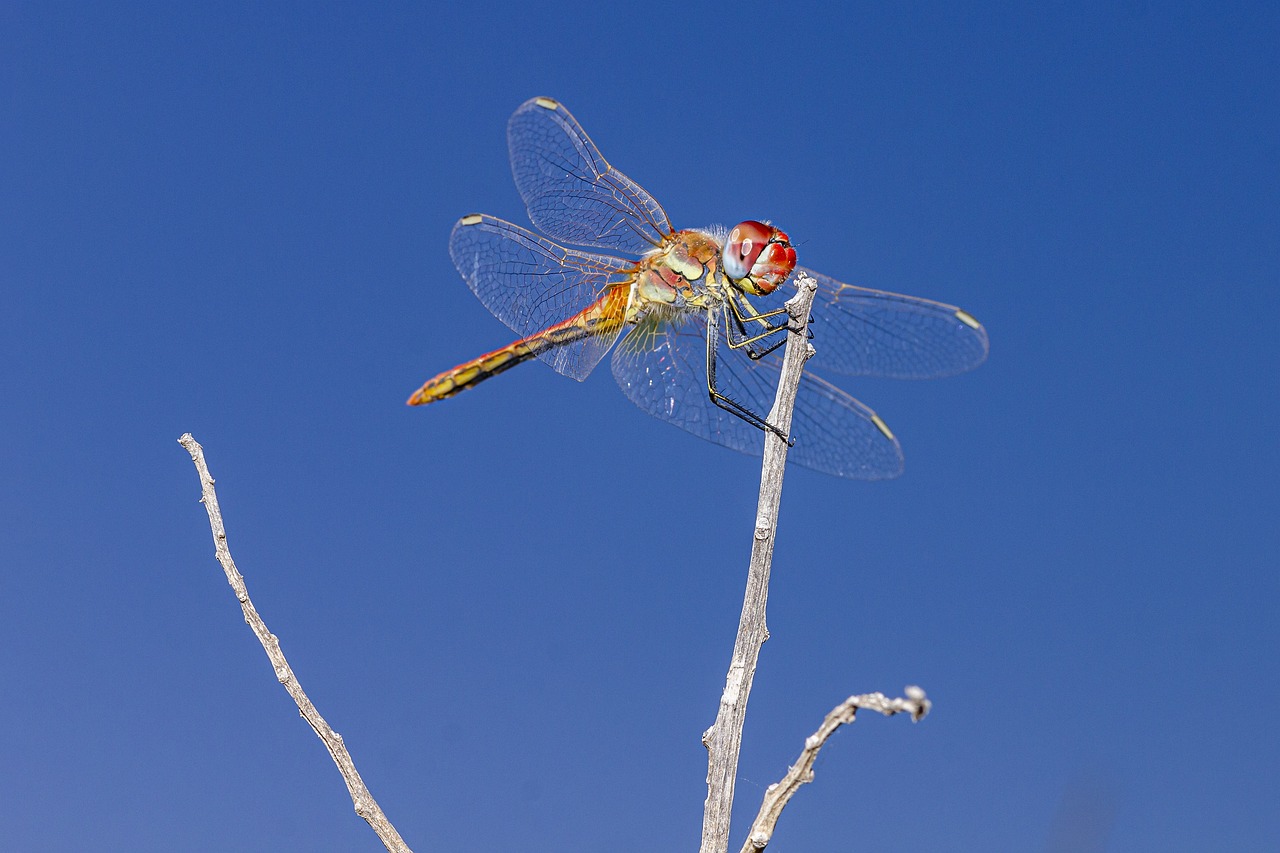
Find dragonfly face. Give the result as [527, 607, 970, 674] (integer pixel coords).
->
[407, 97, 989, 480]
[721, 220, 797, 296]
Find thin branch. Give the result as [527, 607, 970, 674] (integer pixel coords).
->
[700, 272, 820, 853]
[740, 687, 931, 852]
[178, 433, 412, 853]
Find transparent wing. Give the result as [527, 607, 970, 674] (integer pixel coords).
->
[449, 214, 635, 380]
[798, 266, 989, 379]
[508, 97, 673, 256]
[611, 308, 904, 480]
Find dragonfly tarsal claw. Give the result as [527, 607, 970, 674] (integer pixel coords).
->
[761, 419, 792, 446]
[782, 311, 813, 336]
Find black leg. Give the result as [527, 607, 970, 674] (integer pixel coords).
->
[705, 308, 793, 445]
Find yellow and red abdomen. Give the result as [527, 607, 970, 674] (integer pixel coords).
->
[408, 283, 632, 405]
[407, 339, 537, 405]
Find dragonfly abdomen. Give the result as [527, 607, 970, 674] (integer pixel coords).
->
[407, 338, 541, 405]
[407, 293, 628, 406]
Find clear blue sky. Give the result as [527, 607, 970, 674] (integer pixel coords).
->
[3, 3, 1277, 850]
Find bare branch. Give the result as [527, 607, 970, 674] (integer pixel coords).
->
[700, 272, 820, 853]
[178, 434, 412, 853]
[740, 687, 932, 853]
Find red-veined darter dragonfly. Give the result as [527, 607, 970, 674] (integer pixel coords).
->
[408, 97, 988, 479]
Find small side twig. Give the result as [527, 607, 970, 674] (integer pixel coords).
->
[701, 272, 820, 853]
[741, 687, 932, 853]
[178, 433, 411, 853]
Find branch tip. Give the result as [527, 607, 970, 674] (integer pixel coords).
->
[736, 687, 930, 852]
[180, 434, 412, 853]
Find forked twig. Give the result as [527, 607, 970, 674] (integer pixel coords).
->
[178, 433, 411, 853]
[700, 272, 820, 853]
[740, 687, 932, 852]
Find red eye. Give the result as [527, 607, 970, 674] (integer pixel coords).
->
[723, 220, 771, 281]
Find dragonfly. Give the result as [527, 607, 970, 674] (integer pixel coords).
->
[408, 97, 988, 479]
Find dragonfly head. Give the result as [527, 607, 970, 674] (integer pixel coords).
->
[722, 220, 797, 295]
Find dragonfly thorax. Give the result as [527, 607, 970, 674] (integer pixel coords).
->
[627, 230, 733, 321]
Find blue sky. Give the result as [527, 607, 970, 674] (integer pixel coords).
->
[3, 2, 1277, 850]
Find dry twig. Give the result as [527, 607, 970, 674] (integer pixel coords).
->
[740, 687, 931, 852]
[700, 272, 820, 853]
[178, 433, 411, 853]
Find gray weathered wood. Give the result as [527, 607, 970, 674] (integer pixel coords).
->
[179, 433, 412, 853]
[700, 273, 819, 853]
[740, 687, 931, 852]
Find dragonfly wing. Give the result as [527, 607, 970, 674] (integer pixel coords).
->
[798, 266, 990, 379]
[781, 366, 905, 480]
[508, 97, 673, 256]
[450, 214, 634, 380]
[611, 309, 904, 479]
[611, 310, 767, 460]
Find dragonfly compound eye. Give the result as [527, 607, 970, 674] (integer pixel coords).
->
[723, 220, 772, 281]
[724, 221, 797, 295]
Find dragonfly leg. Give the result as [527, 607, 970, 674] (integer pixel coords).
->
[726, 294, 789, 341]
[705, 310, 794, 446]
[740, 325, 790, 360]
[724, 293, 806, 360]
